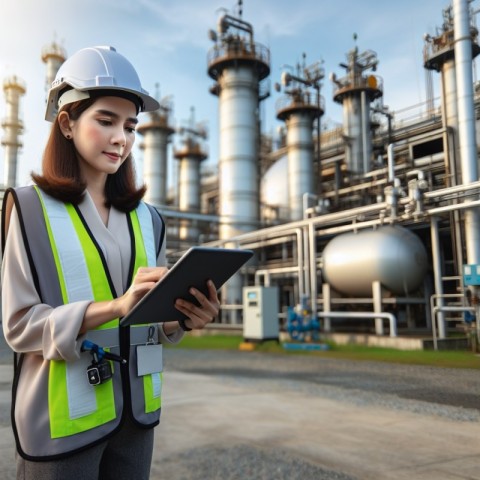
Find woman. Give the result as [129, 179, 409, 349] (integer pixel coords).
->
[1, 45, 219, 479]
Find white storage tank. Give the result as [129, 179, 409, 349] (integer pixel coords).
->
[322, 225, 428, 296]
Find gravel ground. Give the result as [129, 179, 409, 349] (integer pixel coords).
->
[152, 444, 358, 480]
[164, 348, 480, 420]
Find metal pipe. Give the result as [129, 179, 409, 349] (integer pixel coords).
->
[454, 0, 480, 267]
[430, 216, 446, 339]
[205, 200, 389, 245]
[303, 192, 317, 219]
[296, 228, 306, 300]
[317, 311, 397, 337]
[254, 266, 301, 286]
[454, 0, 478, 185]
[429, 293, 466, 350]
[372, 281, 384, 335]
[361, 90, 369, 173]
[428, 198, 480, 215]
[309, 222, 317, 318]
[387, 143, 395, 182]
[302, 225, 310, 302]
[219, 14, 253, 40]
[157, 209, 219, 222]
[423, 179, 480, 198]
[431, 305, 474, 350]
[207, 193, 480, 255]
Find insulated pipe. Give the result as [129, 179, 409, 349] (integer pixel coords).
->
[453, 0, 480, 265]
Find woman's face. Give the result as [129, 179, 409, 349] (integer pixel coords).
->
[67, 96, 138, 183]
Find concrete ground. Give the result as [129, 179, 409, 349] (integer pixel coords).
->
[1, 344, 479, 479]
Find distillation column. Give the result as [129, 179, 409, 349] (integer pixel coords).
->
[174, 108, 208, 242]
[208, 14, 270, 239]
[207, 11, 270, 320]
[137, 98, 175, 206]
[41, 41, 66, 93]
[276, 59, 324, 220]
[330, 46, 382, 175]
[424, 0, 480, 338]
[454, 0, 480, 335]
[424, 5, 480, 185]
[1, 76, 26, 187]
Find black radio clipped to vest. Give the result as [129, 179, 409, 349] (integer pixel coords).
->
[87, 359, 113, 386]
[82, 340, 126, 386]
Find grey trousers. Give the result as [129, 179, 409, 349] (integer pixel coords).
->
[16, 417, 155, 480]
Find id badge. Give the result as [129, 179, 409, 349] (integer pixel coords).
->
[137, 344, 163, 376]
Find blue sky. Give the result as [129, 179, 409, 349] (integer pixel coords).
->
[0, 0, 470, 188]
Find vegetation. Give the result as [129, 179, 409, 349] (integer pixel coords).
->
[171, 334, 480, 370]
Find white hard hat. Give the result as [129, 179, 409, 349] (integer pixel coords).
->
[45, 45, 160, 121]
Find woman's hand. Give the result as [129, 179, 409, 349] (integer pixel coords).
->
[174, 280, 220, 330]
[80, 266, 169, 334]
[118, 266, 169, 318]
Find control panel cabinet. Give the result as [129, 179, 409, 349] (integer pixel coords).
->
[243, 286, 279, 341]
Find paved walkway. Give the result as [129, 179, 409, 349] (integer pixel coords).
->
[152, 366, 480, 480]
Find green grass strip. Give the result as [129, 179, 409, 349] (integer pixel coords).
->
[169, 335, 480, 370]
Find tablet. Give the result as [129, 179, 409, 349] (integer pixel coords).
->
[120, 246, 254, 326]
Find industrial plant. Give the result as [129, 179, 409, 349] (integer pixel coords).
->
[2, 0, 479, 350]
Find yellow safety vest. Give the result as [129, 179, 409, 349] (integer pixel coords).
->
[2, 185, 164, 458]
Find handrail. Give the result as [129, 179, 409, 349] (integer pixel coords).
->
[431, 305, 474, 350]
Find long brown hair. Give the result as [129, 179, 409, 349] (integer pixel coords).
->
[31, 98, 146, 212]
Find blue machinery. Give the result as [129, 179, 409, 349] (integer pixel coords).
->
[284, 297, 329, 351]
[286, 305, 321, 342]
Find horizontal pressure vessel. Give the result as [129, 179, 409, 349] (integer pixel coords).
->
[322, 226, 428, 296]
